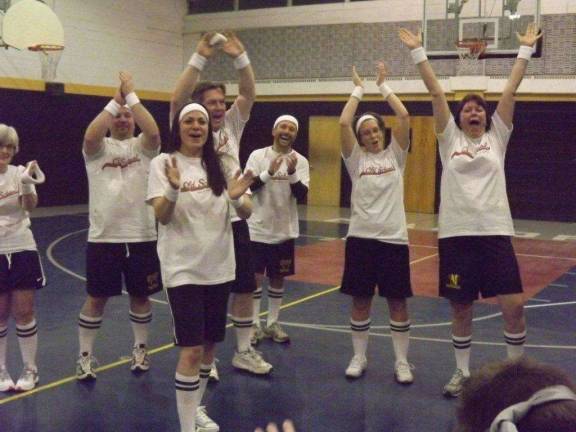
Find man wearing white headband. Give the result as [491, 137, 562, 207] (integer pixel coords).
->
[457, 358, 576, 432]
[246, 115, 310, 345]
[76, 72, 162, 382]
[171, 30, 272, 398]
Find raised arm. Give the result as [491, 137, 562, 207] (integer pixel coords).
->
[120, 71, 160, 152]
[339, 66, 363, 159]
[376, 62, 410, 150]
[399, 28, 451, 133]
[19, 161, 40, 211]
[83, 87, 124, 156]
[170, 33, 216, 123]
[496, 23, 542, 128]
[221, 32, 256, 121]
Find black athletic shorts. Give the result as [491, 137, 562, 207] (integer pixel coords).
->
[340, 237, 413, 298]
[166, 282, 232, 346]
[251, 239, 295, 278]
[438, 235, 523, 303]
[231, 220, 257, 294]
[86, 241, 162, 298]
[0, 250, 46, 292]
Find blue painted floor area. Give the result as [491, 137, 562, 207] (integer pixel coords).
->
[0, 215, 575, 431]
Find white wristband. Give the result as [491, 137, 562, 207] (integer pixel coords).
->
[288, 173, 299, 184]
[517, 45, 533, 61]
[351, 86, 364, 100]
[379, 83, 394, 100]
[225, 191, 245, 209]
[410, 47, 428, 64]
[188, 52, 207, 71]
[125, 92, 140, 108]
[259, 171, 272, 183]
[21, 183, 35, 195]
[104, 99, 121, 116]
[233, 52, 250, 70]
[164, 186, 179, 202]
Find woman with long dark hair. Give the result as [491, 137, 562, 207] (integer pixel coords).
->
[147, 102, 253, 432]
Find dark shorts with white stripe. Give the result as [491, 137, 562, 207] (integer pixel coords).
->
[340, 237, 413, 299]
[166, 282, 232, 346]
[86, 241, 162, 298]
[0, 250, 46, 292]
[438, 235, 523, 303]
[231, 220, 257, 293]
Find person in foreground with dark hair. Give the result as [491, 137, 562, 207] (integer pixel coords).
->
[457, 357, 576, 432]
[147, 102, 254, 432]
[399, 23, 542, 397]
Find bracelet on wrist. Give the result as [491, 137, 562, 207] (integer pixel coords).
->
[351, 86, 364, 100]
[379, 83, 394, 100]
[517, 45, 533, 61]
[164, 185, 179, 202]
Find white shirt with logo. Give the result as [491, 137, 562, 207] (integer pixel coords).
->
[344, 137, 409, 244]
[0, 165, 37, 254]
[245, 146, 310, 244]
[147, 152, 235, 288]
[437, 113, 514, 238]
[213, 103, 249, 222]
[84, 135, 158, 243]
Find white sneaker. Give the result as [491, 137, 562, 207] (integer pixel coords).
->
[209, 360, 219, 383]
[232, 348, 273, 375]
[345, 355, 367, 378]
[443, 368, 469, 398]
[130, 344, 150, 372]
[14, 365, 39, 391]
[196, 405, 219, 432]
[394, 360, 414, 384]
[0, 366, 15, 392]
[76, 353, 97, 380]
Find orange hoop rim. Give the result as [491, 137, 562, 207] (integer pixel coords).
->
[456, 39, 488, 57]
[28, 44, 64, 52]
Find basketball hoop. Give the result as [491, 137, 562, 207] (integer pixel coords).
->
[456, 39, 487, 76]
[29, 44, 64, 82]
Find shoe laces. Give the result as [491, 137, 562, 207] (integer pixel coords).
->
[79, 354, 98, 369]
[449, 368, 465, 384]
[20, 365, 37, 379]
[349, 355, 366, 368]
[395, 361, 414, 373]
[132, 345, 148, 362]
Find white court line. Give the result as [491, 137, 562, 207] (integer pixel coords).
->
[527, 298, 551, 303]
[291, 301, 576, 330]
[549, 283, 569, 288]
[46, 228, 168, 305]
[277, 322, 576, 350]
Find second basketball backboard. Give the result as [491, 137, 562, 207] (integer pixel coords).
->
[423, 0, 541, 58]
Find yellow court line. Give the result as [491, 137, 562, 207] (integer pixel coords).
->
[0, 284, 341, 405]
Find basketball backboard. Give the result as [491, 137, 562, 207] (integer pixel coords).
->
[423, 0, 541, 58]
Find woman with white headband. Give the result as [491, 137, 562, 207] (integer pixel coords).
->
[338, 62, 414, 384]
[147, 102, 254, 432]
[399, 24, 542, 398]
[457, 358, 576, 432]
[0, 124, 46, 392]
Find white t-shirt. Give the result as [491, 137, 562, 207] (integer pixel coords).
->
[147, 152, 235, 288]
[344, 137, 409, 244]
[245, 146, 310, 244]
[213, 103, 248, 222]
[437, 113, 514, 238]
[0, 165, 37, 254]
[84, 135, 158, 243]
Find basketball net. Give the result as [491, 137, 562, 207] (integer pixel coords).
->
[456, 39, 487, 76]
[29, 44, 63, 82]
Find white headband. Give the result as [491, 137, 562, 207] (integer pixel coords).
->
[179, 103, 209, 123]
[355, 114, 379, 135]
[273, 115, 299, 131]
[489, 385, 576, 432]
